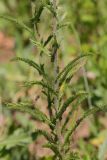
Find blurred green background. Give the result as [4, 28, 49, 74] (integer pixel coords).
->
[1, 0, 107, 159]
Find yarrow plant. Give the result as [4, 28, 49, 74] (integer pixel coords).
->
[0, 0, 107, 159]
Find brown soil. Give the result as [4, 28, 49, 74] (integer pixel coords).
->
[0, 32, 15, 63]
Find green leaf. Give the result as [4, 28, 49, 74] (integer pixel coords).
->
[64, 152, 81, 160]
[43, 35, 53, 47]
[41, 1, 56, 17]
[0, 129, 31, 150]
[31, 5, 44, 24]
[40, 34, 53, 57]
[0, 15, 32, 33]
[32, 129, 53, 143]
[64, 105, 107, 145]
[31, 39, 51, 56]
[57, 54, 91, 87]
[43, 143, 62, 159]
[62, 92, 88, 132]
[56, 91, 87, 121]
[23, 81, 57, 95]
[11, 57, 46, 77]
[6, 102, 54, 127]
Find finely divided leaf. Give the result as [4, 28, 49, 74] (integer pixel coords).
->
[6, 102, 54, 127]
[64, 105, 107, 144]
[31, 39, 51, 56]
[56, 92, 87, 120]
[23, 81, 57, 95]
[11, 57, 46, 77]
[31, 5, 44, 24]
[0, 15, 32, 33]
[44, 35, 53, 47]
[43, 143, 62, 159]
[62, 92, 88, 132]
[57, 54, 91, 86]
[32, 129, 53, 143]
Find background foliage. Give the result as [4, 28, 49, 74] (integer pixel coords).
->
[0, 0, 107, 159]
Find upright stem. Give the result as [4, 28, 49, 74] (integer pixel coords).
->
[52, 0, 59, 113]
[52, 1, 62, 159]
[30, 0, 36, 38]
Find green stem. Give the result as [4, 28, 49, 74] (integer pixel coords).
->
[70, 23, 92, 108]
[52, 0, 63, 159]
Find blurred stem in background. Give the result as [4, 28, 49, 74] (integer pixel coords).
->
[0, 97, 3, 114]
[70, 23, 92, 108]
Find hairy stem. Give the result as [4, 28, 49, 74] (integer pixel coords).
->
[52, 0, 59, 114]
[52, 0, 62, 159]
[30, 0, 36, 38]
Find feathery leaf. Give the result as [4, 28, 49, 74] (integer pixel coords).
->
[31, 39, 51, 56]
[57, 54, 91, 87]
[55, 91, 87, 121]
[43, 143, 62, 159]
[5, 102, 54, 127]
[62, 92, 88, 132]
[44, 35, 53, 47]
[31, 5, 44, 24]
[0, 15, 32, 33]
[64, 105, 107, 145]
[23, 80, 57, 95]
[11, 57, 46, 77]
[32, 129, 53, 143]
